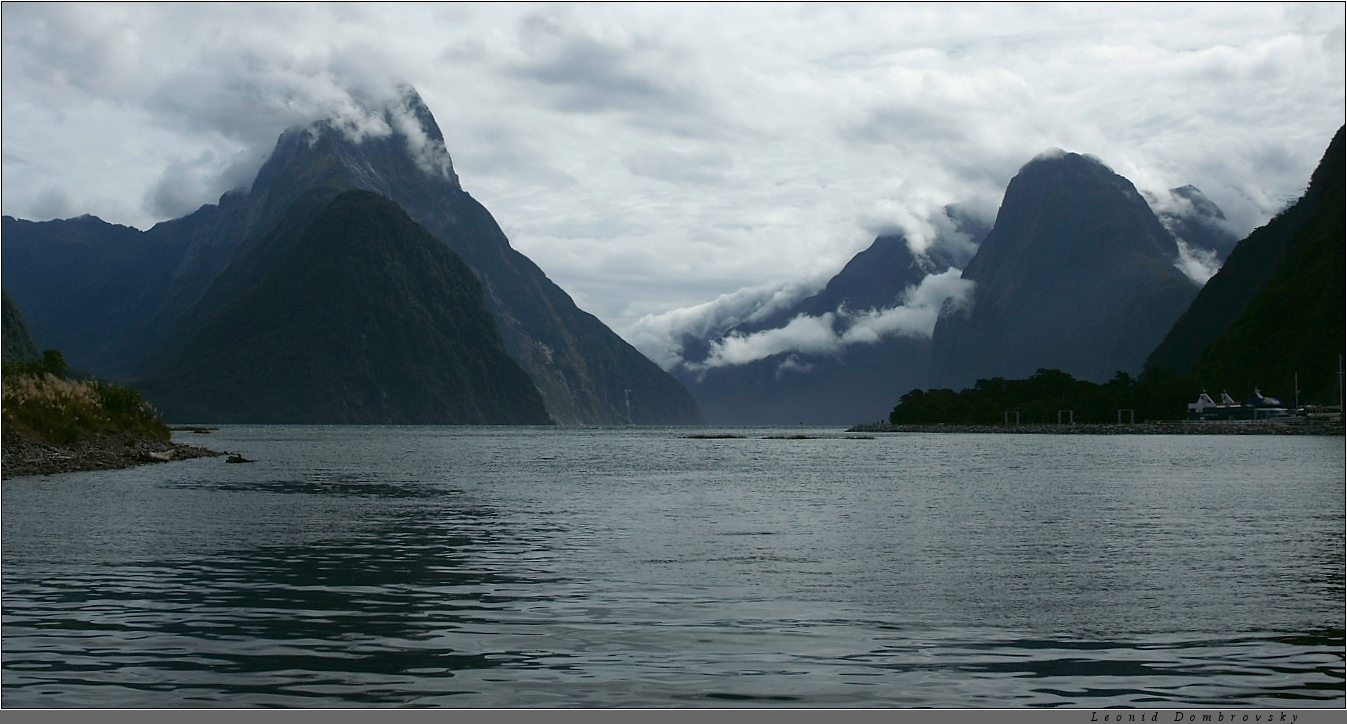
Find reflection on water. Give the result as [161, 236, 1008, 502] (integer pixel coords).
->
[3, 427, 1343, 707]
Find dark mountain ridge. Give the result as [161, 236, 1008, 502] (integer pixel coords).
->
[930, 151, 1200, 389]
[2, 215, 176, 375]
[2, 88, 702, 425]
[1147, 125, 1345, 405]
[247, 98, 699, 424]
[746, 228, 977, 335]
[139, 191, 551, 424]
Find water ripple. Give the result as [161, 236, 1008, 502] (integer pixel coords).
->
[4, 427, 1342, 707]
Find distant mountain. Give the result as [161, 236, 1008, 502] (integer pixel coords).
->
[743, 226, 980, 335]
[1, 215, 176, 375]
[1153, 185, 1241, 262]
[678, 334, 936, 426]
[930, 151, 1200, 389]
[138, 191, 551, 424]
[1147, 126, 1345, 405]
[2, 289, 41, 364]
[674, 209, 988, 425]
[2, 87, 702, 425]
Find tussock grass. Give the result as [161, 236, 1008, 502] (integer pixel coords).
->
[3, 370, 169, 446]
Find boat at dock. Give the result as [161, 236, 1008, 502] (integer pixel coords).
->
[1187, 388, 1339, 422]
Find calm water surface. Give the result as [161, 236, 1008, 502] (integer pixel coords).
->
[3, 426, 1343, 707]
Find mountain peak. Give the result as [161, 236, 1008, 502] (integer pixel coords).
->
[298, 84, 460, 188]
[1150, 184, 1240, 264]
[977, 146, 1181, 270]
[1026, 148, 1107, 169]
[391, 85, 445, 143]
[1169, 185, 1226, 220]
[931, 145, 1199, 388]
[381, 85, 458, 185]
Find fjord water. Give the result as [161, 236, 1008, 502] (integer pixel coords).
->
[3, 427, 1342, 708]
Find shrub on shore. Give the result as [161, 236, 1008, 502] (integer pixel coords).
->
[2, 350, 169, 446]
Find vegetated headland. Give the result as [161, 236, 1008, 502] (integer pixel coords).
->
[848, 421, 1344, 435]
[852, 368, 1345, 435]
[2, 350, 220, 478]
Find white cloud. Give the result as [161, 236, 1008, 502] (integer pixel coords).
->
[840, 269, 974, 344]
[774, 355, 815, 379]
[623, 275, 828, 370]
[1173, 239, 1223, 286]
[683, 268, 973, 374]
[702, 311, 843, 369]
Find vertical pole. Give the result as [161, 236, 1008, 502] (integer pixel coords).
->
[1338, 355, 1344, 417]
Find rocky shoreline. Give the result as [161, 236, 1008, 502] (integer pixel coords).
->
[848, 421, 1346, 435]
[2, 432, 222, 479]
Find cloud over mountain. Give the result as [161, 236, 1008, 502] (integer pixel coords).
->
[625, 275, 827, 371]
[686, 268, 971, 374]
[3, 3, 1342, 339]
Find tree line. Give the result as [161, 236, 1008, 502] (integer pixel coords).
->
[888, 368, 1202, 425]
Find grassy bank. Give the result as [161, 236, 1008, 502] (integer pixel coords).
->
[2, 351, 219, 478]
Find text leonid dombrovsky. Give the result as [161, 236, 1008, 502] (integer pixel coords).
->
[1092, 714, 1300, 723]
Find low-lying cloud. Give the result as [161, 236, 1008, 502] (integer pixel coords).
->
[681, 268, 973, 375]
[1173, 239, 1222, 285]
[624, 275, 828, 370]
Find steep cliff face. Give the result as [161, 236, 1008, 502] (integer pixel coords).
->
[930, 151, 1199, 389]
[139, 191, 551, 424]
[2, 88, 702, 425]
[235, 91, 700, 424]
[1148, 126, 1345, 404]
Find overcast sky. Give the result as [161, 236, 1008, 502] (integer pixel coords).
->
[3, 3, 1343, 359]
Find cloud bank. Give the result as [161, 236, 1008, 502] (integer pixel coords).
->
[2, 3, 1342, 339]
[680, 268, 973, 376]
[624, 274, 829, 371]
